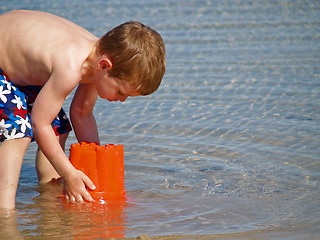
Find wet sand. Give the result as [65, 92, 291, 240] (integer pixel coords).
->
[128, 229, 318, 240]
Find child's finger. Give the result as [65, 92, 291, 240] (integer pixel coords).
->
[82, 190, 95, 202]
[68, 195, 76, 203]
[82, 173, 96, 191]
[75, 195, 84, 204]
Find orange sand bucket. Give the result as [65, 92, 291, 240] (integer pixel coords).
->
[69, 142, 126, 202]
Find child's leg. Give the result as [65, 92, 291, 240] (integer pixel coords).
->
[36, 132, 69, 184]
[0, 137, 31, 210]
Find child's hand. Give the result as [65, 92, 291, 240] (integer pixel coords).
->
[63, 169, 96, 203]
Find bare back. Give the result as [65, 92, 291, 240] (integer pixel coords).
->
[0, 11, 105, 208]
[0, 10, 97, 86]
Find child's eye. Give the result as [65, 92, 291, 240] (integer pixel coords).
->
[118, 91, 124, 96]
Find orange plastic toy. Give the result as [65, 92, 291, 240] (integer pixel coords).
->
[69, 142, 126, 202]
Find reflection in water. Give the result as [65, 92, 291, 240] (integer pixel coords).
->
[17, 181, 129, 239]
[0, 210, 23, 240]
[62, 199, 128, 239]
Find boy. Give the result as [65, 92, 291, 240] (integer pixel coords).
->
[0, 10, 165, 210]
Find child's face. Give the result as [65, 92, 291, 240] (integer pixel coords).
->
[95, 74, 140, 102]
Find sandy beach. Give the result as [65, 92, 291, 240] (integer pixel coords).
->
[124, 228, 318, 240]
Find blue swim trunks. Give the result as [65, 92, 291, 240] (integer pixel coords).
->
[0, 69, 72, 142]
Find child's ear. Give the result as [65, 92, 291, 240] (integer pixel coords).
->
[98, 57, 112, 70]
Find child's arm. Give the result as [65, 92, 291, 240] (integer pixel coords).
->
[31, 70, 96, 203]
[70, 83, 100, 143]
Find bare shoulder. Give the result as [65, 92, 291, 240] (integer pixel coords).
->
[0, 10, 97, 86]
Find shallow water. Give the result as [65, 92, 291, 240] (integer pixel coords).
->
[1, 0, 320, 239]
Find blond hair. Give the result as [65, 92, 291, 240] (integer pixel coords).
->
[96, 21, 166, 95]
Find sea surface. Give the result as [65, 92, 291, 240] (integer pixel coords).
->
[0, 0, 319, 239]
